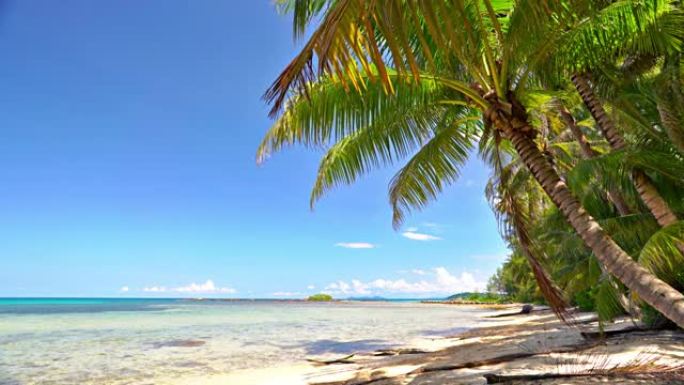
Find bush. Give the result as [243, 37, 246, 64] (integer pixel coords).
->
[307, 293, 333, 301]
[447, 292, 510, 304]
[573, 289, 595, 311]
[464, 293, 507, 303]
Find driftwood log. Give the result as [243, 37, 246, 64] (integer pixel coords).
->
[307, 354, 356, 365]
[484, 371, 684, 384]
[373, 348, 428, 356]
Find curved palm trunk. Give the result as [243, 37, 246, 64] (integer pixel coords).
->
[559, 108, 634, 314]
[656, 95, 684, 154]
[573, 73, 684, 308]
[571, 73, 680, 227]
[559, 108, 632, 216]
[632, 171, 680, 227]
[559, 108, 598, 158]
[656, 55, 684, 154]
[485, 105, 684, 328]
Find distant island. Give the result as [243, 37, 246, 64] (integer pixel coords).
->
[306, 293, 333, 302]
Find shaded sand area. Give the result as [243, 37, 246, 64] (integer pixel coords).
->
[199, 307, 684, 385]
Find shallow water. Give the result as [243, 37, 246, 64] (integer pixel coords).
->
[0, 298, 486, 385]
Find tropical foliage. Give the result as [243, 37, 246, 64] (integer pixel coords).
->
[261, 0, 684, 328]
[307, 293, 334, 302]
[446, 291, 511, 304]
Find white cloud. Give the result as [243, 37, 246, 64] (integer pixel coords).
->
[335, 242, 376, 249]
[411, 269, 427, 275]
[119, 286, 129, 293]
[307, 284, 316, 290]
[142, 280, 236, 295]
[324, 267, 484, 296]
[351, 279, 371, 295]
[173, 280, 236, 294]
[326, 280, 351, 292]
[402, 231, 441, 241]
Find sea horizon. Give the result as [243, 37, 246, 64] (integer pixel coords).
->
[0, 296, 449, 301]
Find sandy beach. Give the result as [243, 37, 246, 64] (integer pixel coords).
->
[201, 305, 684, 385]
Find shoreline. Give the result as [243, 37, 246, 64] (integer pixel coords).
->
[193, 304, 684, 385]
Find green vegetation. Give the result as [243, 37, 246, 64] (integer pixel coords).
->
[262, 1, 684, 328]
[447, 292, 509, 304]
[307, 293, 333, 302]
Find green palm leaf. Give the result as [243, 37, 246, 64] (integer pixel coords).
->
[639, 221, 684, 284]
[389, 112, 479, 227]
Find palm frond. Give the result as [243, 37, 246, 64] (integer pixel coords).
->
[484, 138, 572, 322]
[595, 277, 628, 324]
[389, 112, 479, 228]
[263, 0, 499, 118]
[527, 1, 682, 86]
[639, 221, 684, 284]
[257, 71, 447, 164]
[309, 102, 450, 207]
[277, 0, 332, 41]
[655, 55, 684, 153]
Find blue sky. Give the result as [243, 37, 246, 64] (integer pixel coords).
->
[0, 1, 508, 298]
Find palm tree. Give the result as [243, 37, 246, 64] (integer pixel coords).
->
[539, 0, 683, 228]
[571, 73, 681, 227]
[522, 0, 683, 230]
[655, 54, 684, 153]
[259, 0, 684, 326]
[561, 15, 684, 294]
[558, 104, 632, 216]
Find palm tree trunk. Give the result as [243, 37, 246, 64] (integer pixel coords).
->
[559, 107, 634, 314]
[656, 54, 684, 154]
[559, 107, 632, 216]
[632, 171, 680, 227]
[485, 106, 684, 328]
[559, 107, 599, 158]
[573, 73, 684, 301]
[656, 96, 684, 154]
[571, 73, 680, 227]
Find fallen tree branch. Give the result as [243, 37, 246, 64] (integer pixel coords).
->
[484, 370, 684, 384]
[373, 348, 428, 356]
[307, 353, 356, 365]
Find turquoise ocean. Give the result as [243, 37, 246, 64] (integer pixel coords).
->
[0, 298, 487, 384]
